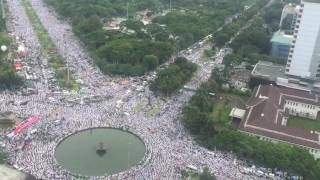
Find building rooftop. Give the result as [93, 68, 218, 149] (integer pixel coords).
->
[270, 30, 293, 45]
[240, 85, 320, 150]
[251, 61, 286, 82]
[229, 108, 246, 119]
[304, 0, 320, 3]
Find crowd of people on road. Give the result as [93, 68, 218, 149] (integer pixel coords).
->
[1, 0, 270, 179]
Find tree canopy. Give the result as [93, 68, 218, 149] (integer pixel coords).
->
[150, 57, 197, 96]
[45, 0, 265, 76]
[0, 3, 22, 89]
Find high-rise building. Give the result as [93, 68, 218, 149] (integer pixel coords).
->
[286, 0, 320, 80]
[280, 3, 300, 34]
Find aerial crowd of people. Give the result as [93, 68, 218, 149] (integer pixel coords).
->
[0, 0, 270, 179]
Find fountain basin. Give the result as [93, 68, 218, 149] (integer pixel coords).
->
[55, 128, 146, 176]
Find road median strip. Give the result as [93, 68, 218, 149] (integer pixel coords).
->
[21, 0, 78, 90]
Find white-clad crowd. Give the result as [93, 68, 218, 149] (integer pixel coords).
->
[1, 0, 269, 180]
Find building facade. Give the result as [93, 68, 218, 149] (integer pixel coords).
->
[271, 31, 294, 59]
[286, 0, 320, 80]
[279, 3, 300, 34]
[284, 99, 320, 119]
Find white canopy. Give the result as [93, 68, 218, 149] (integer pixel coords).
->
[1, 45, 7, 52]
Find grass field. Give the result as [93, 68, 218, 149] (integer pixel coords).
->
[287, 116, 320, 131]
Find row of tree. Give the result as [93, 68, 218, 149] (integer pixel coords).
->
[0, 4, 22, 89]
[45, 0, 263, 76]
[221, 0, 287, 66]
[214, 0, 269, 48]
[182, 73, 320, 179]
[150, 57, 197, 96]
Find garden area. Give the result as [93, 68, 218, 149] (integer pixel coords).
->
[287, 116, 320, 131]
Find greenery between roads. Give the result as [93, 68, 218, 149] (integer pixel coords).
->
[287, 116, 320, 132]
[44, 0, 262, 76]
[0, 1, 22, 89]
[213, 0, 269, 48]
[182, 73, 320, 179]
[21, 0, 78, 90]
[150, 57, 197, 96]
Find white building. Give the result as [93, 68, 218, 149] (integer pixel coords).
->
[284, 99, 320, 119]
[286, 0, 320, 80]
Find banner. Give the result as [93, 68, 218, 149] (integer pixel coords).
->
[7, 116, 41, 138]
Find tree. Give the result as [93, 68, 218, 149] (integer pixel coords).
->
[0, 151, 6, 164]
[0, 32, 11, 46]
[142, 54, 159, 70]
[199, 167, 217, 180]
[214, 33, 229, 48]
[151, 57, 197, 96]
[223, 54, 242, 66]
[0, 62, 22, 88]
[74, 15, 102, 35]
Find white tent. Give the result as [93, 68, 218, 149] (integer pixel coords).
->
[1, 45, 7, 52]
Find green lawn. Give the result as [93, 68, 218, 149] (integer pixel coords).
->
[287, 116, 320, 131]
[211, 101, 232, 122]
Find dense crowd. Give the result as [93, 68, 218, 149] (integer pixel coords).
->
[1, 0, 268, 179]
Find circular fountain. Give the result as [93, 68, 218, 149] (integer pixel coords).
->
[55, 128, 146, 176]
